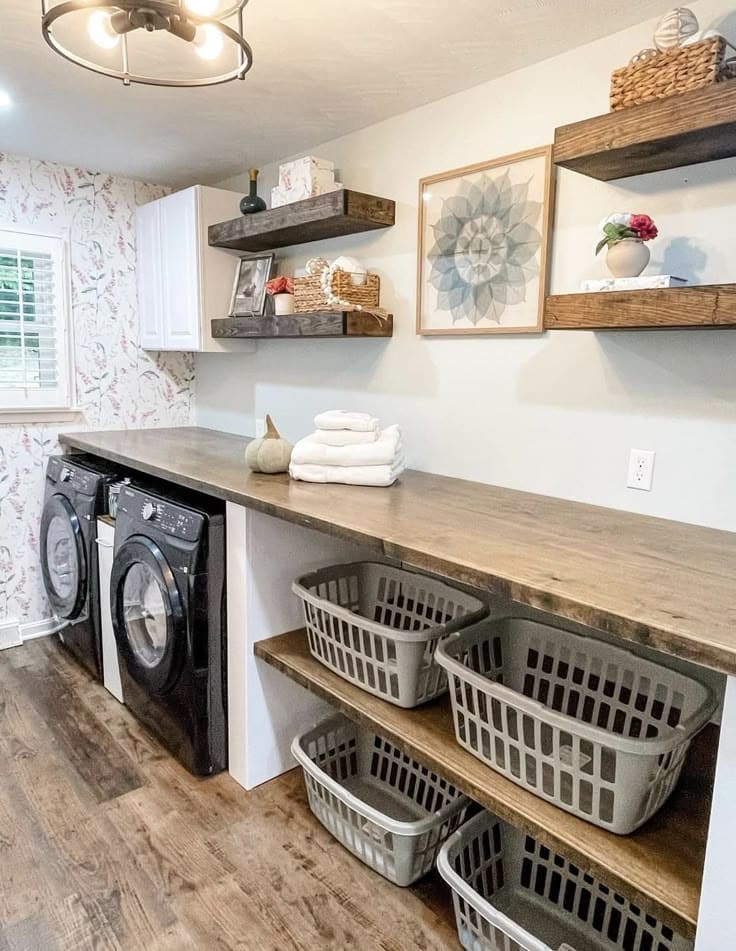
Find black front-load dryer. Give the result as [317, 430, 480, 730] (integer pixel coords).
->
[110, 483, 227, 776]
[41, 454, 120, 679]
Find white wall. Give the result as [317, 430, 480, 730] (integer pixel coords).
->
[197, 0, 736, 532]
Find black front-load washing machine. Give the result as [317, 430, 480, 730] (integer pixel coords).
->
[41, 454, 120, 679]
[110, 482, 227, 776]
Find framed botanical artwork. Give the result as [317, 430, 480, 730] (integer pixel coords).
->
[230, 252, 274, 316]
[416, 145, 554, 335]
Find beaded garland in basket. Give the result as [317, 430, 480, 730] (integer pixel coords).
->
[293, 258, 380, 314]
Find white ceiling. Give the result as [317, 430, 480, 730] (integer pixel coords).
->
[0, 0, 667, 187]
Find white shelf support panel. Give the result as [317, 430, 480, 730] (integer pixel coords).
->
[225, 502, 369, 790]
[695, 675, 736, 950]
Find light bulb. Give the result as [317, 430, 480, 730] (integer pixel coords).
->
[194, 24, 223, 60]
[87, 10, 120, 49]
[186, 0, 218, 15]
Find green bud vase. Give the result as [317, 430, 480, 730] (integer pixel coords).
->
[240, 167, 267, 215]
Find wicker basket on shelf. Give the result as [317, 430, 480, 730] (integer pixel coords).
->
[293, 271, 380, 314]
[610, 35, 736, 111]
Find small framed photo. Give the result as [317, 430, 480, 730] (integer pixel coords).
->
[230, 253, 274, 316]
[416, 145, 555, 335]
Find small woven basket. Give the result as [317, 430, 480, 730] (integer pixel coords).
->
[293, 271, 380, 313]
[610, 35, 736, 111]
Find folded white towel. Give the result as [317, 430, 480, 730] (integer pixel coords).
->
[314, 410, 379, 433]
[311, 428, 378, 447]
[292, 425, 402, 468]
[290, 457, 405, 487]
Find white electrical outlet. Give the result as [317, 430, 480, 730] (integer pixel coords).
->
[627, 449, 655, 491]
[254, 417, 266, 438]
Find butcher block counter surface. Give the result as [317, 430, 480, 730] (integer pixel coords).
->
[61, 426, 736, 676]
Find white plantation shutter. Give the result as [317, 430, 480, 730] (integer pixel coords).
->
[0, 229, 71, 410]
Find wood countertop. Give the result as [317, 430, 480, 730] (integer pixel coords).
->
[60, 426, 736, 676]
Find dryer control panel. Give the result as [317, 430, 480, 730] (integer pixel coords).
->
[119, 486, 205, 542]
[47, 455, 105, 497]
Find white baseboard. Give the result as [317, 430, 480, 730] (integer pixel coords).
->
[0, 616, 66, 651]
[0, 621, 22, 651]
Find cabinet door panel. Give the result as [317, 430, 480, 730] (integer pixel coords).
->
[136, 201, 164, 350]
[160, 189, 201, 351]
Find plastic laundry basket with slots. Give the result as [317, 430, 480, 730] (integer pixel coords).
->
[292, 562, 488, 708]
[435, 616, 717, 834]
[292, 713, 470, 886]
[438, 810, 693, 951]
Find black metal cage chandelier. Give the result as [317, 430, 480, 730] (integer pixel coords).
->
[41, 0, 253, 87]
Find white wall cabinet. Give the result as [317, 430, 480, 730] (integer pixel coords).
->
[136, 184, 254, 353]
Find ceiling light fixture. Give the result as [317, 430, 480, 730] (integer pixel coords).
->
[41, 0, 253, 87]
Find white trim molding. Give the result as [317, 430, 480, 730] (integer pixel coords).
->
[0, 406, 84, 425]
[0, 615, 67, 650]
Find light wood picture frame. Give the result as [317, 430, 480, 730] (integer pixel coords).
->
[416, 145, 555, 335]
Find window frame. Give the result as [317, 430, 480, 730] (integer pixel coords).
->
[0, 225, 76, 417]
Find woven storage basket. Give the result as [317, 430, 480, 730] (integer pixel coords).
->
[292, 713, 470, 886]
[435, 615, 717, 834]
[610, 35, 735, 110]
[438, 811, 693, 951]
[293, 271, 380, 313]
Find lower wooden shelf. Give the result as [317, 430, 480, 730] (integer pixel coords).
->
[256, 628, 717, 940]
[544, 283, 736, 330]
[211, 311, 393, 339]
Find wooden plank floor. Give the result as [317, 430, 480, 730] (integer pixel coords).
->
[0, 638, 457, 951]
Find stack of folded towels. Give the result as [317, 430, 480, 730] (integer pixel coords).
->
[289, 411, 405, 487]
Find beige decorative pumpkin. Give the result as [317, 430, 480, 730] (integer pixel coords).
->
[653, 7, 700, 51]
[245, 415, 292, 474]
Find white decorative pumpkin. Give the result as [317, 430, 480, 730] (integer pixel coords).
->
[653, 7, 700, 50]
[331, 255, 367, 286]
[245, 415, 292, 474]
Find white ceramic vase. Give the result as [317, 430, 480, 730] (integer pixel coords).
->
[274, 293, 295, 315]
[606, 238, 650, 278]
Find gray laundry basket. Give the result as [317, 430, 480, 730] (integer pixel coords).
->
[438, 810, 693, 951]
[292, 713, 470, 886]
[435, 616, 717, 834]
[293, 562, 488, 708]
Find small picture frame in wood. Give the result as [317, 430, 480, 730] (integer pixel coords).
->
[230, 252, 275, 317]
[416, 145, 555, 335]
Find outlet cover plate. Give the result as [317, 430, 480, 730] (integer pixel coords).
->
[627, 448, 655, 491]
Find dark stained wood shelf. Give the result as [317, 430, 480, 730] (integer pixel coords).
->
[208, 189, 396, 252]
[554, 81, 736, 180]
[60, 427, 736, 678]
[211, 310, 393, 339]
[544, 284, 736, 330]
[256, 629, 716, 940]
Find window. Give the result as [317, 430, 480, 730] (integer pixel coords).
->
[0, 228, 73, 412]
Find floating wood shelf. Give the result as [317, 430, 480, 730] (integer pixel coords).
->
[256, 628, 717, 940]
[544, 284, 736, 330]
[211, 310, 393, 339]
[208, 189, 396, 252]
[554, 82, 736, 180]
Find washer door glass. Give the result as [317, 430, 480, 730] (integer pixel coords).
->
[122, 562, 170, 668]
[46, 513, 79, 602]
[41, 494, 86, 619]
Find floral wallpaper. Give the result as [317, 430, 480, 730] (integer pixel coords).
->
[0, 153, 194, 628]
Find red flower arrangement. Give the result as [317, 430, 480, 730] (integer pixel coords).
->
[265, 276, 294, 295]
[596, 213, 658, 254]
[629, 214, 658, 241]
